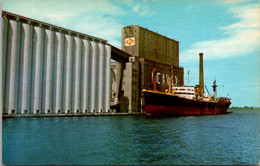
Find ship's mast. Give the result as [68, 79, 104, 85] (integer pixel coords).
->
[212, 80, 217, 98]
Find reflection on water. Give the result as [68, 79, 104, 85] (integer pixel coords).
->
[2, 109, 260, 165]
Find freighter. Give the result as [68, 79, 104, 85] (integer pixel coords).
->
[143, 53, 231, 116]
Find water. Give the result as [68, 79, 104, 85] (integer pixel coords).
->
[2, 109, 260, 165]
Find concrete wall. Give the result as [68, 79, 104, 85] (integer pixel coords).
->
[110, 62, 122, 106]
[111, 58, 140, 112]
[139, 58, 184, 91]
[121, 25, 179, 67]
[2, 12, 111, 115]
[121, 57, 139, 112]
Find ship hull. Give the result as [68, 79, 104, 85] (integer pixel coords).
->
[143, 91, 231, 116]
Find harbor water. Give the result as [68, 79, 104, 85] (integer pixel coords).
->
[2, 109, 260, 165]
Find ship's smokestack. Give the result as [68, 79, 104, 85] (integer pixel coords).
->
[199, 53, 204, 96]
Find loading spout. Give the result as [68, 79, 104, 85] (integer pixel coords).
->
[152, 68, 157, 91]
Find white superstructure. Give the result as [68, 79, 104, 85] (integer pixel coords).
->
[173, 86, 196, 99]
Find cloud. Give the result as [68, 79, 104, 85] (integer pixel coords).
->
[220, 0, 250, 5]
[3, 0, 125, 22]
[132, 3, 152, 16]
[2, 0, 125, 47]
[120, 0, 155, 17]
[133, 4, 140, 13]
[180, 3, 260, 62]
[73, 14, 123, 47]
[3, 0, 158, 48]
[186, 4, 201, 12]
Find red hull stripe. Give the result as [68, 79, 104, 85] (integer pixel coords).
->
[145, 105, 228, 116]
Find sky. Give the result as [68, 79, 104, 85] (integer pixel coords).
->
[2, 0, 260, 107]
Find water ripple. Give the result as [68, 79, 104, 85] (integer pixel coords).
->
[3, 109, 260, 165]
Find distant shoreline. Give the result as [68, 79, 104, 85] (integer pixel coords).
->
[229, 106, 259, 110]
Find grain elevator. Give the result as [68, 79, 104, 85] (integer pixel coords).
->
[116, 25, 184, 112]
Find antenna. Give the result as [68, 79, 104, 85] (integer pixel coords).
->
[219, 85, 224, 97]
[187, 70, 190, 86]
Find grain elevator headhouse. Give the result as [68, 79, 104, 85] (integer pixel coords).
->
[120, 25, 184, 112]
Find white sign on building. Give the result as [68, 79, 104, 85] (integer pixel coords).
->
[124, 37, 135, 46]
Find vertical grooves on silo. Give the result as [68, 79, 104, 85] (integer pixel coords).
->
[82, 39, 90, 113]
